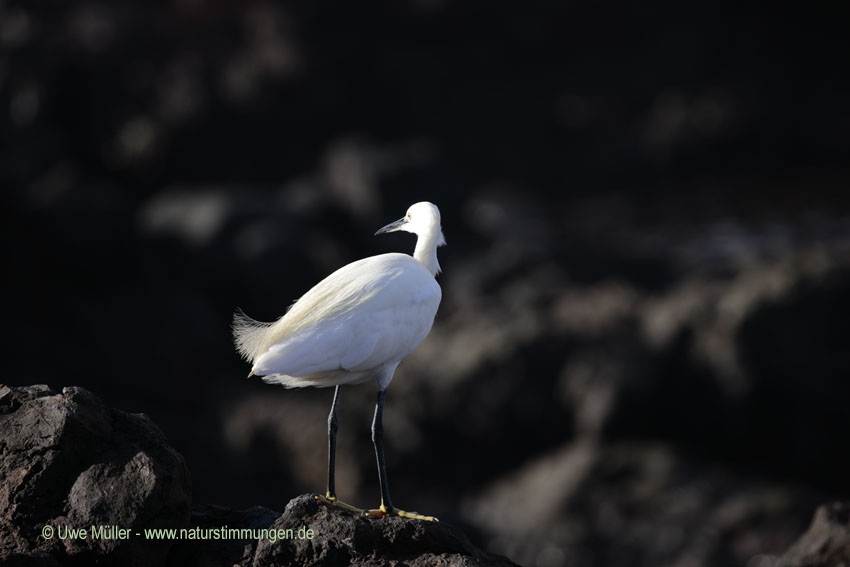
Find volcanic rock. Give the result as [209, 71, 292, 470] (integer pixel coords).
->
[1, 384, 517, 566]
[252, 494, 520, 567]
[778, 501, 850, 567]
[0, 384, 192, 566]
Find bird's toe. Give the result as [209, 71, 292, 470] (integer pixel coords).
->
[313, 493, 363, 514]
[364, 505, 438, 522]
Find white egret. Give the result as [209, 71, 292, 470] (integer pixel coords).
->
[233, 201, 446, 521]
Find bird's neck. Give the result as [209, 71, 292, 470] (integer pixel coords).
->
[413, 233, 441, 277]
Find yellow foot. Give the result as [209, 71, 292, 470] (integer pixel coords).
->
[314, 493, 363, 514]
[364, 504, 438, 522]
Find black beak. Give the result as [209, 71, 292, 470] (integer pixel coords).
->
[375, 218, 406, 235]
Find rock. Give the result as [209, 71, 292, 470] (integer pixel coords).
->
[0, 384, 192, 566]
[168, 504, 279, 567]
[0, 552, 63, 567]
[464, 440, 821, 567]
[1, 384, 519, 566]
[253, 494, 520, 567]
[778, 501, 850, 567]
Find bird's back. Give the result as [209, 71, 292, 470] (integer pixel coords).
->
[234, 253, 441, 387]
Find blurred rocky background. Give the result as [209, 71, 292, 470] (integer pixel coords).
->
[2, 2, 849, 566]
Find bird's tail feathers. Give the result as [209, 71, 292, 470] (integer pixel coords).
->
[261, 374, 318, 389]
[261, 370, 368, 389]
[232, 308, 274, 364]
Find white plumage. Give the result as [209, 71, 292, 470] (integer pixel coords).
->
[232, 201, 446, 520]
[233, 201, 445, 391]
[234, 253, 440, 389]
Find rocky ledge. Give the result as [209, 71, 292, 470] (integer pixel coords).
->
[0, 384, 517, 566]
[2, 383, 847, 567]
[777, 501, 850, 567]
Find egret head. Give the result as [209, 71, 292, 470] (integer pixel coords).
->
[375, 202, 446, 246]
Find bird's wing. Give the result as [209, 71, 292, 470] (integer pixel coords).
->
[341, 288, 441, 372]
[251, 254, 440, 378]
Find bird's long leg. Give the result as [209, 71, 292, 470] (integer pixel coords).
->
[372, 388, 393, 513]
[327, 384, 341, 498]
[365, 389, 437, 521]
[314, 385, 361, 513]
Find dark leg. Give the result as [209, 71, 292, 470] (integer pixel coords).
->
[314, 386, 361, 513]
[327, 385, 341, 499]
[364, 389, 436, 521]
[371, 388, 394, 513]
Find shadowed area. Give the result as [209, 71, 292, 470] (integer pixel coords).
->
[2, 2, 850, 566]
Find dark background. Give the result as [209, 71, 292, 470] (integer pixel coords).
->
[2, 2, 849, 566]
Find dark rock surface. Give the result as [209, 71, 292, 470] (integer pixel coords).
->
[0, 384, 192, 566]
[778, 501, 850, 567]
[169, 496, 519, 567]
[167, 504, 279, 567]
[465, 440, 825, 567]
[0, 385, 517, 566]
[252, 494, 519, 567]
